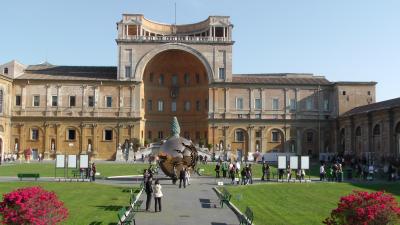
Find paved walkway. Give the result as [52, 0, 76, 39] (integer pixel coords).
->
[134, 175, 240, 225]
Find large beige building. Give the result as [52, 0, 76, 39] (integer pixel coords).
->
[1, 14, 397, 162]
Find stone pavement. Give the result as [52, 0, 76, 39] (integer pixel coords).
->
[134, 175, 240, 225]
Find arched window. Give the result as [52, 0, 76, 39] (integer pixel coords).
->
[0, 90, 3, 113]
[235, 129, 245, 142]
[355, 127, 361, 136]
[373, 124, 381, 136]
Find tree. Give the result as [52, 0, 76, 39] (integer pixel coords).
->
[0, 186, 68, 225]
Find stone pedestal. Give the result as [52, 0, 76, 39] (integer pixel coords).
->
[115, 149, 124, 161]
[128, 149, 135, 162]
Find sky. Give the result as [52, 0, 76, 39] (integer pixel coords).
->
[0, 0, 399, 101]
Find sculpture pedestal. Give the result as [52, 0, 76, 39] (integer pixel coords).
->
[115, 149, 124, 161]
[128, 149, 135, 162]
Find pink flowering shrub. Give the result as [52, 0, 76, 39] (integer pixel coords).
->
[323, 191, 400, 225]
[0, 186, 68, 225]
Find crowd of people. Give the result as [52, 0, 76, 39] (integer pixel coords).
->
[214, 161, 255, 185]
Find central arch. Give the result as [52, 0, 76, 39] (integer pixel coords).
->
[142, 49, 209, 145]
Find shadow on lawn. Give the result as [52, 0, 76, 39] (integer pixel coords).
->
[95, 205, 125, 211]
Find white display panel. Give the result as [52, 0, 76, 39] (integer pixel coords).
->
[68, 155, 77, 168]
[79, 155, 89, 168]
[301, 156, 310, 169]
[56, 155, 65, 168]
[290, 156, 299, 169]
[278, 156, 287, 169]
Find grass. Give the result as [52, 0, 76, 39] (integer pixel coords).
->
[224, 182, 400, 225]
[0, 162, 150, 178]
[0, 182, 136, 225]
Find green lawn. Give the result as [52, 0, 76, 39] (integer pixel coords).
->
[0, 162, 149, 178]
[0, 182, 136, 225]
[224, 182, 400, 225]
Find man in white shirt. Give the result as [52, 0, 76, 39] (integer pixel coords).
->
[320, 164, 326, 181]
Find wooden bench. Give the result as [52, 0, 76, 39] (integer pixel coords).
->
[218, 188, 232, 208]
[117, 207, 136, 225]
[71, 169, 80, 178]
[240, 207, 254, 225]
[17, 173, 40, 181]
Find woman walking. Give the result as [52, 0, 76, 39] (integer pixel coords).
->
[153, 179, 163, 212]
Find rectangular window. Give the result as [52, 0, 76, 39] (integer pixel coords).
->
[342, 91, 346, 95]
[218, 68, 225, 80]
[52, 96, 58, 107]
[31, 129, 39, 140]
[184, 73, 190, 85]
[255, 131, 261, 138]
[125, 66, 131, 78]
[88, 96, 94, 107]
[147, 99, 153, 111]
[255, 114, 261, 119]
[196, 100, 200, 111]
[235, 130, 244, 142]
[184, 101, 191, 112]
[106, 96, 112, 108]
[69, 96, 76, 107]
[272, 98, 279, 110]
[158, 131, 163, 139]
[323, 99, 329, 111]
[236, 98, 243, 110]
[158, 100, 164, 112]
[171, 101, 177, 112]
[306, 98, 313, 110]
[33, 95, 40, 107]
[15, 95, 21, 106]
[104, 129, 113, 141]
[67, 129, 76, 141]
[290, 98, 296, 111]
[254, 98, 261, 110]
[272, 131, 280, 142]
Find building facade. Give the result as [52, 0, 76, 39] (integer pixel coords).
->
[1, 14, 396, 162]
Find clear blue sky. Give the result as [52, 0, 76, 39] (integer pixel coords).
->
[1, 0, 399, 101]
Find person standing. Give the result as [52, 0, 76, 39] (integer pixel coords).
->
[153, 179, 163, 212]
[91, 163, 96, 181]
[215, 163, 221, 178]
[286, 165, 291, 182]
[320, 163, 326, 181]
[221, 161, 228, 178]
[145, 177, 153, 211]
[179, 167, 186, 188]
[185, 168, 191, 185]
[248, 164, 253, 184]
[230, 165, 236, 185]
[241, 167, 247, 185]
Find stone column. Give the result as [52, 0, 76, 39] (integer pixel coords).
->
[55, 123, 61, 155]
[247, 125, 254, 159]
[295, 88, 299, 113]
[129, 124, 135, 140]
[224, 87, 230, 113]
[82, 85, 87, 111]
[46, 84, 51, 110]
[212, 88, 217, 117]
[94, 85, 99, 116]
[21, 85, 26, 110]
[119, 85, 123, 115]
[367, 113, 373, 152]
[19, 123, 25, 158]
[56, 85, 62, 114]
[296, 128, 302, 155]
[80, 123, 85, 154]
[91, 123, 98, 158]
[249, 88, 253, 112]
[43, 122, 49, 159]
[259, 126, 266, 152]
[130, 85, 135, 116]
[388, 110, 395, 156]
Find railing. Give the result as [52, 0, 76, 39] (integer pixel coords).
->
[120, 35, 231, 43]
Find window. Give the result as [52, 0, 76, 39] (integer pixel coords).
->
[125, 66, 131, 78]
[104, 129, 113, 141]
[255, 131, 261, 138]
[15, 95, 21, 106]
[218, 68, 225, 80]
[236, 98, 243, 110]
[254, 98, 261, 110]
[272, 98, 279, 110]
[67, 129, 76, 141]
[69, 96, 76, 107]
[159, 74, 164, 85]
[147, 99, 153, 111]
[0, 90, 3, 113]
[272, 131, 280, 142]
[52, 96, 58, 107]
[184, 101, 191, 112]
[290, 99, 296, 111]
[171, 101, 177, 112]
[184, 73, 190, 85]
[323, 99, 329, 111]
[307, 132, 313, 144]
[33, 95, 40, 107]
[196, 73, 200, 84]
[196, 100, 200, 111]
[235, 130, 244, 142]
[158, 131, 164, 139]
[255, 114, 261, 119]
[3, 68, 8, 74]
[367, 91, 371, 96]
[106, 96, 112, 108]
[149, 73, 154, 82]
[172, 75, 178, 86]
[31, 129, 39, 140]
[306, 98, 313, 110]
[158, 100, 164, 112]
[88, 96, 94, 107]
[342, 91, 346, 95]
[148, 131, 152, 139]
